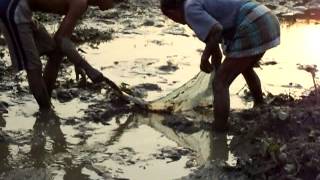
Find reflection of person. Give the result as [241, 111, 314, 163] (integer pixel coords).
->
[210, 132, 228, 161]
[0, 116, 10, 173]
[0, 115, 5, 128]
[30, 110, 67, 166]
[0, 137, 10, 173]
[0, 0, 113, 111]
[160, 0, 280, 131]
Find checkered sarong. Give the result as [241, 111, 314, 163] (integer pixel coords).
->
[223, 1, 280, 58]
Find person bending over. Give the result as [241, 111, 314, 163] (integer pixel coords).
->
[160, 0, 280, 131]
[0, 0, 113, 110]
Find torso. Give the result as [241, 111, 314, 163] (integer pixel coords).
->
[28, 0, 71, 15]
[185, 0, 247, 29]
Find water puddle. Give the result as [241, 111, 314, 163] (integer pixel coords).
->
[83, 21, 320, 108]
[1, 21, 320, 179]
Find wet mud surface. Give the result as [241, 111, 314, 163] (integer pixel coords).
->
[1, 0, 320, 179]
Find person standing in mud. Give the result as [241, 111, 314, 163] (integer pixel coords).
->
[0, 0, 113, 111]
[160, 0, 280, 131]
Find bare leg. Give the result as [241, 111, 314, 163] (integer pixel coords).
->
[43, 50, 63, 97]
[32, 21, 63, 97]
[16, 23, 51, 110]
[26, 69, 51, 110]
[212, 65, 235, 132]
[212, 54, 264, 131]
[32, 22, 102, 84]
[242, 68, 264, 107]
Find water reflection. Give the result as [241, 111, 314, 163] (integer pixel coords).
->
[82, 20, 320, 110]
[0, 110, 96, 180]
[133, 113, 235, 166]
[30, 111, 67, 167]
[105, 114, 136, 146]
[63, 161, 90, 180]
[1, 19, 320, 179]
[30, 111, 95, 180]
[0, 114, 5, 127]
[210, 132, 228, 161]
[0, 114, 10, 173]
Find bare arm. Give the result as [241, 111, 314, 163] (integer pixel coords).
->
[53, 0, 89, 78]
[55, 0, 87, 39]
[53, 0, 88, 61]
[211, 44, 222, 71]
[200, 24, 223, 73]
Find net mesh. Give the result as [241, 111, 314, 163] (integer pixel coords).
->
[149, 71, 214, 113]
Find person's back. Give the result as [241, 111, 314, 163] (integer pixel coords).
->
[184, 0, 249, 42]
[185, 0, 247, 31]
[28, 0, 69, 15]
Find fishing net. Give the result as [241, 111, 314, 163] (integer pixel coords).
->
[149, 71, 214, 113]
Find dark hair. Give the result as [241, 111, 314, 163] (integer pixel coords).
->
[160, 0, 186, 12]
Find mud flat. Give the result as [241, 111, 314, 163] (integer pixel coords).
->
[1, 0, 320, 179]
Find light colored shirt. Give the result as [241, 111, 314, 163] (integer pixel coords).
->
[184, 0, 247, 42]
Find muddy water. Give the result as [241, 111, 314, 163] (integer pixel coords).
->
[84, 21, 320, 108]
[1, 21, 320, 180]
[260, 21, 320, 95]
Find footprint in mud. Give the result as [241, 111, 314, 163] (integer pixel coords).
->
[55, 88, 80, 103]
[110, 147, 138, 166]
[158, 61, 179, 73]
[153, 146, 194, 163]
[142, 18, 156, 26]
[129, 83, 162, 98]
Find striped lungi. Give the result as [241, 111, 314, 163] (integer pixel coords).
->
[223, 1, 280, 58]
[0, 0, 46, 71]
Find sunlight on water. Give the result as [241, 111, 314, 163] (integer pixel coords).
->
[260, 21, 320, 95]
[83, 21, 320, 109]
[1, 21, 320, 180]
[83, 32, 203, 101]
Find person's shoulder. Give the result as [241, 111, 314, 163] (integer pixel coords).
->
[185, 0, 207, 15]
[185, 0, 201, 8]
[185, 0, 210, 12]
